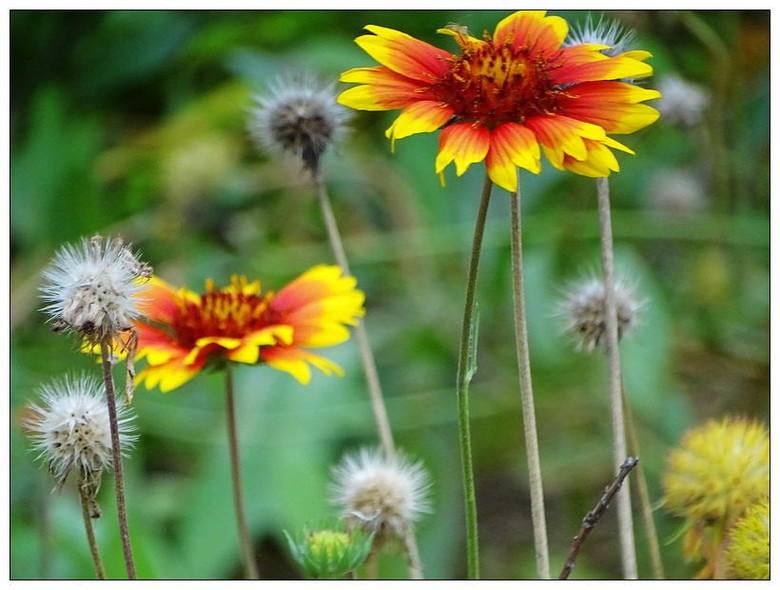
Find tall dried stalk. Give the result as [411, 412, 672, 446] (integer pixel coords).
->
[509, 185, 550, 579]
[596, 177, 637, 578]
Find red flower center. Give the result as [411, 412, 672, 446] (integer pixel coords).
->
[430, 33, 564, 128]
[171, 278, 273, 347]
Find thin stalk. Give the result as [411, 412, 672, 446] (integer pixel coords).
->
[509, 187, 551, 579]
[313, 175, 395, 456]
[622, 385, 665, 579]
[596, 178, 637, 579]
[314, 175, 424, 579]
[78, 478, 106, 580]
[456, 174, 493, 579]
[99, 340, 136, 579]
[224, 366, 259, 579]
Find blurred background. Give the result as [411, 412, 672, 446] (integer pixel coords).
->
[10, 10, 769, 580]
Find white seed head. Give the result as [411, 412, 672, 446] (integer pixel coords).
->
[656, 74, 710, 127]
[565, 14, 637, 57]
[558, 276, 644, 353]
[23, 373, 137, 489]
[40, 235, 151, 344]
[330, 448, 431, 542]
[248, 73, 350, 176]
[648, 168, 707, 214]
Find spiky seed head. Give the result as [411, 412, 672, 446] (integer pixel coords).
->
[558, 276, 644, 352]
[249, 73, 349, 177]
[725, 498, 769, 579]
[330, 448, 431, 544]
[23, 373, 137, 491]
[565, 14, 637, 57]
[39, 235, 151, 345]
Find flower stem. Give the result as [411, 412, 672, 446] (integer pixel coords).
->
[456, 173, 493, 579]
[224, 366, 259, 579]
[596, 177, 638, 579]
[622, 384, 665, 579]
[313, 175, 424, 579]
[313, 175, 396, 456]
[78, 477, 106, 580]
[99, 340, 136, 579]
[509, 186, 551, 579]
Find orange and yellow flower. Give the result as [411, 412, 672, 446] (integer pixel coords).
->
[132, 265, 365, 392]
[338, 11, 661, 191]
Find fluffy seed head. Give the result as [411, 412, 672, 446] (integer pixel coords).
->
[656, 74, 710, 127]
[648, 168, 707, 214]
[330, 448, 431, 543]
[558, 275, 644, 352]
[23, 373, 137, 489]
[725, 498, 769, 579]
[662, 417, 768, 526]
[249, 74, 349, 176]
[565, 14, 637, 57]
[40, 235, 152, 345]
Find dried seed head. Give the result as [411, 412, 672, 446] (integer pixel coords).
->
[40, 235, 151, 345]
[656, 74, 710, 127]
[558, 275, 644, 352]
[23, 373, 137, 491]
[565, 14, 637, 57]
[648, 168, 707, 214]
[330, 448, 431, 544]
[249, 73, 349, 177]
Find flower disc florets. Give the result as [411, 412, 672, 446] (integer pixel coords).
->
[40, 235, 151, 345]
[330, 448, 431, 544]
[24, 373, 136, 489]
[431, 30, 561, 129]
[250, 74, 349, 176]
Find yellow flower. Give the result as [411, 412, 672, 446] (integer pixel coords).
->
[339, 11, 660, 191]
[662, 416, 768, 526]
[133, 265, 365, 391]
[725, 498, 769, 579]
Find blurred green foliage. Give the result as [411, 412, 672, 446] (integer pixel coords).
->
[11, 10, 768, 580]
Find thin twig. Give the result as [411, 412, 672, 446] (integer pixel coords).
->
[622, 384, 665, 579]
[313, 175, 426, 579]
[78, 477, 106, 580]
[596, 177, 638, 579]
[509, 187, 550, 579]
[455, 174, 493, 579]
[99, 340, 136, 579]
[224, 367, 260, 579]
[559, 457, 640, 580]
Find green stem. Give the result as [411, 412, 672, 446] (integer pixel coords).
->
[509, 186, 550, 578]
[99, 340, 136, 579]
[456, 173, 493, 579]
[225, 367, 260, 579]
[596, 178, 637, 579]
